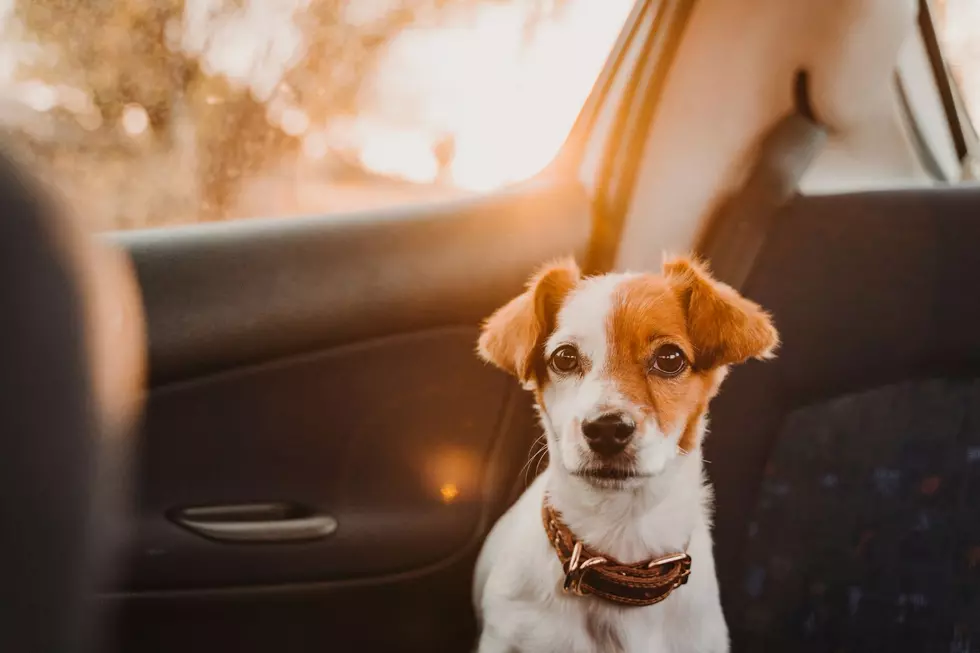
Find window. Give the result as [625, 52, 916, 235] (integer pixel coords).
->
[0, 0, 633, 231]
[933, 0, 980, 135]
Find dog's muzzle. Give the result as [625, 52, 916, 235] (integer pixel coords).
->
[542, 498, 691, 607]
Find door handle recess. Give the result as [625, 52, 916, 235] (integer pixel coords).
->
[172, 502, 337, 543]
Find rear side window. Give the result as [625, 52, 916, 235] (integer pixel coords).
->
[0, 0, 633, 231]
[933, 0, 980, 140]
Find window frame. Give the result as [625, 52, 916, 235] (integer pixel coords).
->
[920, 0, 971, 159]
[919, 0, 980, 172]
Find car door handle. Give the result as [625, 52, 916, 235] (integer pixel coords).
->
[172, 502, 338, 543]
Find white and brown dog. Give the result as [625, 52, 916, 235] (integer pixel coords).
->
[472, 256, 778, 653]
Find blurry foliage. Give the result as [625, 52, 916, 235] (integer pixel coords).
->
[4, 0, 564, 228]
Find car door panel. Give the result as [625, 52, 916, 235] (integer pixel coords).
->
[116, 179, 590, 385]
[131, 327, 510, 591]
[106, 175, 589, 651]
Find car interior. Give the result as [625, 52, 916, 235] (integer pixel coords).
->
[2, 0, 979, 651]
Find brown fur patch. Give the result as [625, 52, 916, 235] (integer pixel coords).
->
[477, 258, 580, 385]
[605, 257, 778, 450]
[607, 275, 714, 444]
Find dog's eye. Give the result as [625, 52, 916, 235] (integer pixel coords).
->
[549, 345, 580, 374]
[650, 344, 687, 377]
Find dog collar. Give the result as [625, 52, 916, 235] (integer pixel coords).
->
[542, 499, 692, 607]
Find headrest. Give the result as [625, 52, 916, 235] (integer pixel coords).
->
[0, 148, 146, 651]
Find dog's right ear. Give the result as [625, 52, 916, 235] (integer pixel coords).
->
[663, 255, 778, 370]
[478, 258, 580, 386]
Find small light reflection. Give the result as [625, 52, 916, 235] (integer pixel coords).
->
[439, 483, 459, 504]
[121, 103, 149, 136]
[425, 447, 478, 505]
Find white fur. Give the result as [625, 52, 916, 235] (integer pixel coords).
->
[474, 276, 729, 653]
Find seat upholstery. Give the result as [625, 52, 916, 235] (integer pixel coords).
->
[703, 187, 980, 652]
[742, 379, 980, 651]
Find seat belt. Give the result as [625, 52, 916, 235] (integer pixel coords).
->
[696, 70, 828, 290]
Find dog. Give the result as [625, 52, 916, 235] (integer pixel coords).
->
[472, 255, 778, 653]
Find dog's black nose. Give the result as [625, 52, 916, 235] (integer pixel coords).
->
[582, 413, 635, 456]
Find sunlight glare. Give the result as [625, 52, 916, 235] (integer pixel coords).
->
[358, 0, 634, 191]
[358, 124, 440, 184]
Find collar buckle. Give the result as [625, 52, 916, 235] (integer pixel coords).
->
[648, 551, 693, 587]
[562, 541, 607, 596]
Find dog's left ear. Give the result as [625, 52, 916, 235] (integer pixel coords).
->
[664, 256, 778, 370]
[478, 258, 580, 386]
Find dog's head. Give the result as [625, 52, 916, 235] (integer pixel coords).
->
[478, 256, 778, 489]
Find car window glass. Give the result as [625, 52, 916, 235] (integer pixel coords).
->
[0, 0, 634, 231]
[934, 0, 980, 136]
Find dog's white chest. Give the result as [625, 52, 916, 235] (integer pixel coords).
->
[474, 469, 729, 653]
[576, 601, 669, 653]
[479, 584, 690, 653]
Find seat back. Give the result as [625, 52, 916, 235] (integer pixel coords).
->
[0, 151, 146, 652]
[704, 188, 980, 651]
[0, 152, 103, 651]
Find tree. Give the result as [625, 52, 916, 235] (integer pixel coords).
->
[7, 0, 564, 228]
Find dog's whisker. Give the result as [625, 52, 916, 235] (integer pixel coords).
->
[519, 434, 544, 465]
[519, 435, 547, 486]
[517, 452, 538, 485]
[525, 444, 548, 486]
[521, 444, 541, 476]
[532, 446, 549, 478]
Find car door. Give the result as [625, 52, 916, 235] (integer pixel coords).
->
[110, 182, 584, 653]
[69, 2, 693, 651]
